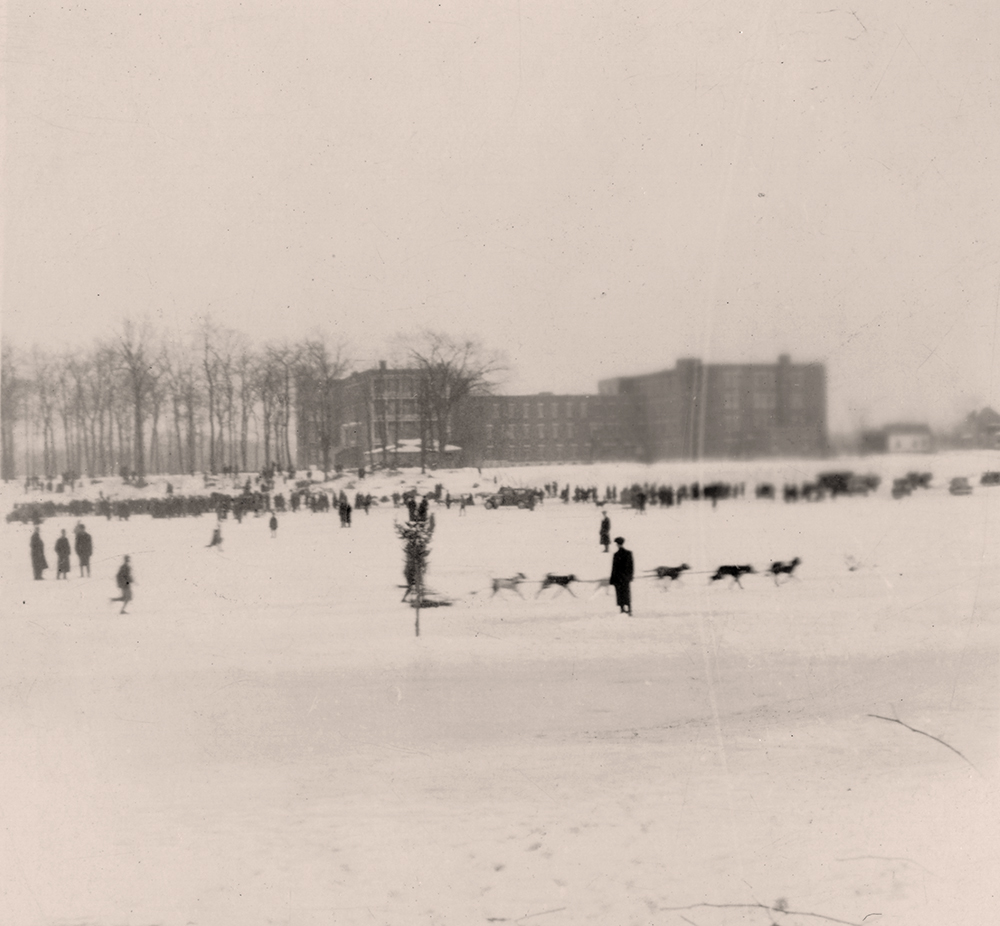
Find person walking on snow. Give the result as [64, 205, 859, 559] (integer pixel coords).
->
[54, 529, 71, 579]
[112, 555, 133, 614]
[610, 536, 634, 615]
[269, 513, 278, 537]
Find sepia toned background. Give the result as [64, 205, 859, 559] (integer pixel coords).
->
[4, 0, 999, 432]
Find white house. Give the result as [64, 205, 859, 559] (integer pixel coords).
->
[884, 423, 933, 453]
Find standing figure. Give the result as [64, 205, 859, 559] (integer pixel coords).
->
[112, 555, 133, 614]
[75, 524, 93, 576]
[54, 529, 72, 579]
[30, 527, 48, 580]
[609, 536, 634, 615]
[269, 513, 278, 537]
[207, 524, 223, 549]
[599, 512, 611, 552]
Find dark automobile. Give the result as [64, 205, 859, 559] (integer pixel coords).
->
[483, 487, 538, 510]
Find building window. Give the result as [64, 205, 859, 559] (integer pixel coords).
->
[523, 402, 530, 419]
[537, 424, 545, 439]
[723, 392, 739, 411]
[566, 422, 574, 439]
[537, 402, 545, 418]
[566, 402, 573, 418]
[552, 423, 560, 439]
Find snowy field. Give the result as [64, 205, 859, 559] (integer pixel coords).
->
[1, 453, 997, 926]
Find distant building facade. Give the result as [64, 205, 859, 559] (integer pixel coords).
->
[862, 423, 934, 454]
[298, 353, 829, 469]
[453, 393, 643, 466]
[598, 354, 827, 461]
[297, 362, 443, 470]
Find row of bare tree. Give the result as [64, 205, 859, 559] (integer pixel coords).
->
[1, 320, 502, 481]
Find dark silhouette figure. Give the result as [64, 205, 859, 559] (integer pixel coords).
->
[269, 513, 278, 537]
[30, 528, 48, 580]
[112, 556, 133, 614]
[610, 537, 634, 615]
[75, 525, 93, 576]
[599, 513, 611, 552]
[55, 529, 71, 579]
[207, 525, 223, 549]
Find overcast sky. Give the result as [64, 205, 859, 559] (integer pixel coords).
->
[4, 1, 998, 432]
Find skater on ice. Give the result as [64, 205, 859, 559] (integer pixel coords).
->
[112, 555, 133, 614]
[207, 524, 223, 549]
[269, 513, 278, 537]
[599, 511, 611, 552]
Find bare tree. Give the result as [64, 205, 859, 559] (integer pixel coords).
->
[113, 317, 158, 478]
[31, 348, 59, 476]
[1, 342, 25, 480]
[234, 341, 258, 473]
[260, 342, 300, 470]
[406, 331, 505, 468]
[296, 334, 350, 476]
[162, 339, 201, 475]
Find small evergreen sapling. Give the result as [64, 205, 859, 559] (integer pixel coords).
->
[396, 502, 435, 637]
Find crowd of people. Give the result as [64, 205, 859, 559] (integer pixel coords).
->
[17, 468, 861, 620]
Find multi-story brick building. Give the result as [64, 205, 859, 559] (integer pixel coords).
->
[598, 354, 827, 460]
[453, 393, 643, 466]
[298, 354, 828, 469]
[297, 362, 434, 470]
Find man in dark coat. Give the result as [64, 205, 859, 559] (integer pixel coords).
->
[75, 524, 93, 576]
[30, 527, 48, 580]
[599, 512, 611, 552]
[54, 529, 72, 579]
[609, 536, 634, 615]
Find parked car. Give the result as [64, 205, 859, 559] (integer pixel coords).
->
[483, 486, 538, 510]
[949, 477, 973, 496]
[817, 471, 881, 496]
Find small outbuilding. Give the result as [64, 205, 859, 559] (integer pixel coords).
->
[861, 423, 934, 454]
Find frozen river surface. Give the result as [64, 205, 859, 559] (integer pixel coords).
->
[1, 457, 997, 925]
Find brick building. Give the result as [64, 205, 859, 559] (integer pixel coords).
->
[453, 393, 642, 466]
[299, 354, 828, 469]
[297, 362, 440, 470]
[599, 354, 827, 460]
